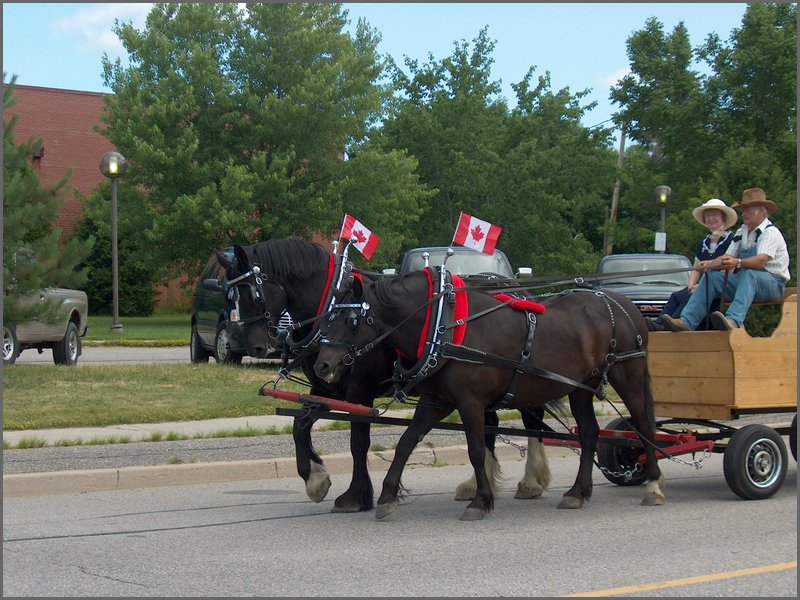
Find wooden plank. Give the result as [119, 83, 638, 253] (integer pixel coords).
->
[649, 351, 733, 379]
[647, 331, 731, 352]
[652, 401, 734, 420]
[650, 375, 733, 406]
[733, 377, 797, 409]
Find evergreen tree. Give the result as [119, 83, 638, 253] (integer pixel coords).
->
[3, 75, 94, 325]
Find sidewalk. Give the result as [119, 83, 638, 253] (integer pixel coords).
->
[2, 410, 547, 498]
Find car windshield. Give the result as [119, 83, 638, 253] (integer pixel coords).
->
[405, 250, 512, 277]
[599, 258, 689, 286]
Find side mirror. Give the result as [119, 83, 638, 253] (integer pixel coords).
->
[202, 278, 222, 291]
[516, 267, 532, 278]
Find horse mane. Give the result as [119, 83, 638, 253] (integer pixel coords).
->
[250, 238, 329, 280]
[373, 272, 420, 308]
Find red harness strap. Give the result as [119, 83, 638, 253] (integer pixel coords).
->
[493, 293, 546, 314]
[411, 270, 468, 359]
[316, 253, 336, 315]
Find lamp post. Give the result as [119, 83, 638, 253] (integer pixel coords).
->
[653, 185, 672, 253]
[99, 151, 127, 331]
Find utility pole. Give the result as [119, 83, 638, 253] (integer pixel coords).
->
[604, 125, 626, 256]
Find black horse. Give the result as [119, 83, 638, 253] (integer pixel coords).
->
[314, 268, 666, 520]
[217, 239, 553, 512]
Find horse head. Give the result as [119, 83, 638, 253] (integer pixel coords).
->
[217, 244, 288, 358]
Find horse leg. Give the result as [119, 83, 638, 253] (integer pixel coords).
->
[618, 368, 665, 506]
[559, 391, 598, 509]
[331, 420, 374, 513]
[458, 402, 495, 520]
[454, 410, 502, 501]
[292, 416, 331, 503]
[515, 407, 551, 499]
[376, 403, 453, 520]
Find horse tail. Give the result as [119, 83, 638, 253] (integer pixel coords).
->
[642, 359, 658, 431]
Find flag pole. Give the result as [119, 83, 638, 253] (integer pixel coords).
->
[336, 214, 349, 254]
[451, 211, 463, 246]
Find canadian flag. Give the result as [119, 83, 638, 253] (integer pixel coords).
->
[340, 214, 380, 259]
[452, 212, 502, 255]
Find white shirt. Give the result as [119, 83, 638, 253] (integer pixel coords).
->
[728, 218, 791, 281]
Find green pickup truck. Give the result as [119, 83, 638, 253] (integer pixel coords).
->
[3, 287, 89, 366]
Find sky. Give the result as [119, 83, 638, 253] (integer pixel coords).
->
[2, 2, 750, 130]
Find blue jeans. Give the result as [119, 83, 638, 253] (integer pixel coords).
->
[680, 269, 786, 329]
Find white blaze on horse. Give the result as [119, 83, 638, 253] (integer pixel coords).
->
[314, 267, 666, 520]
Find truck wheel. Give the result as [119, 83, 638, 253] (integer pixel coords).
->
[3, 324, 19, 366]
[789, 414, 796, 462]
[723, 424, 787, 500]
[190, 324, 211, 363]
[596, 416, 648, 486]
[214, 322, 242, 365]
[53, 322, 81, 366]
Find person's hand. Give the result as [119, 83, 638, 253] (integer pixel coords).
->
[688, 283, 698, 293]
[718, 255, 739, 271]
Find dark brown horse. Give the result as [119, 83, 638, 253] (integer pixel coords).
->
[218, 239, 552, 512]
[314, 268, 666, 520]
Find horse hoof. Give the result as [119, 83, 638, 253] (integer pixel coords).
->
[375, 501, 397, 519]
[557, 496, 584, 509]
[515, 481, 544, 499]
[459, 507, 487, 521]
[330, 503, 361, 513]
[641, 478, 666, 506]
[305, 466, 331, 503]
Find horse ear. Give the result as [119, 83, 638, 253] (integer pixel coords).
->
[352, 276, 364, 300]
[232, 244, 249, 268]
[216, 250, 232, 270]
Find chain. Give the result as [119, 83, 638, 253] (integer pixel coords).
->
[498, 434, 528, 457]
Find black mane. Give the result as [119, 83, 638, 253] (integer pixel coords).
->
[249, 238, 329, 280]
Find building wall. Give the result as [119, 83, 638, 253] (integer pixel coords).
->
[6, 84, 187, 311]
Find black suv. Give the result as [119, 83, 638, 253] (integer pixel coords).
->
[190, 248, 291, 364]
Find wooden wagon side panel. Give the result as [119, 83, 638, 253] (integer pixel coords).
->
[647, 293, 797, 419]
[730, 294, 796, 411]
[648, 332, 735, 419]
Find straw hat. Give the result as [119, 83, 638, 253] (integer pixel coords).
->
[691, 198, 738, 229]
[731, 187, 778, 213]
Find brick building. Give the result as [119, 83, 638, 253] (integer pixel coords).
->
[5, 84, 188, 310]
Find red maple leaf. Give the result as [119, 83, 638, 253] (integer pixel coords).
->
[470, 225, 485, 242]
[352, 229, 368, 244]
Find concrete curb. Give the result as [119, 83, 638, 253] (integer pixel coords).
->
[3, 444, 577, 498]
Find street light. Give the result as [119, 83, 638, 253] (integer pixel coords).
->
[653, 185, 672, 253]
[99, 151, 127, 331]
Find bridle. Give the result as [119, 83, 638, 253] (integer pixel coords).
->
[225, 265, 284, 339]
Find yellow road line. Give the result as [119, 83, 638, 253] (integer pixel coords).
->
[563, 561, 797, 597]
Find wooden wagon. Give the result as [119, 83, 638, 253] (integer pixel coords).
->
[598, 287, 797, 499]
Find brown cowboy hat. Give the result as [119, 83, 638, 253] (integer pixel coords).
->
[731, 187, 778, 213]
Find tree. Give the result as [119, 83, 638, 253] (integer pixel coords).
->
[379, 28, 617, 275]
[3, 75, 94, 325]
[99, 3, 426, 278]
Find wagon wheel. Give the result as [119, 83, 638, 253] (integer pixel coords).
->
[596, 416, 648, 486]
[723, 424, 787, 500]
[790, 415, 797, 462]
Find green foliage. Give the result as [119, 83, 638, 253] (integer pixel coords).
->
[378, 28, 616, 275]
[610, 4, 796, 276]
[99, 3, 424, 281]
[2, 75, 94, 325]
[73, 184, 157, 316]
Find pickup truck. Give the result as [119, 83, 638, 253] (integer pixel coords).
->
[384, 246, 531, 278]
[3, 288, 89, 366]
[595, 253, 692, 318]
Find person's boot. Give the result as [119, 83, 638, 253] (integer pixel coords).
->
[660, 314, 689, 332]
[710, 311, 737, 331]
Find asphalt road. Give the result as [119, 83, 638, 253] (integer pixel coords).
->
[4, 452, 796, 597]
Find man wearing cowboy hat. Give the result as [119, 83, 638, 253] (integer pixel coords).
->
[662, 188, 790, 332]
[647, 198, 738, 331]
